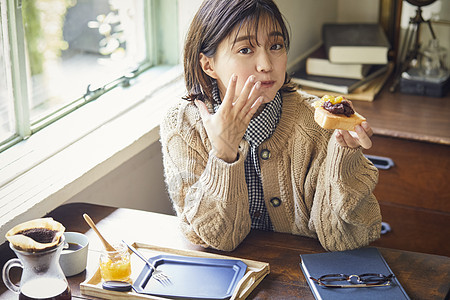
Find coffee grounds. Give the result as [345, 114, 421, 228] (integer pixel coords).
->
[17, 228, 58, 244]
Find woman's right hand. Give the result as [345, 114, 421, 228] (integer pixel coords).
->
[195, 74, 264, 163]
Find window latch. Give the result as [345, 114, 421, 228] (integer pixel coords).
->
[82, 66, 140, 102]
[83, 84, 104, 102]
[120, 67, 141, 88]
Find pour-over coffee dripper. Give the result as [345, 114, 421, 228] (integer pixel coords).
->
[2, 218, 71, 300]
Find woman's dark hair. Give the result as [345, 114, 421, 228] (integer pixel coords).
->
[183, 0, 295, 103]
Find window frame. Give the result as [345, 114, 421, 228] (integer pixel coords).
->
[1, 0, 174, 153]
[4, 0, 31, 150]
[0, 0, 17, 147]
[0, 0, 181, 243]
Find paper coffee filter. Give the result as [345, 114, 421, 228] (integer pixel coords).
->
[5, 218, 65, 252]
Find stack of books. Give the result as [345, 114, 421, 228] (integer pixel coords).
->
[292, 23, 392, 101]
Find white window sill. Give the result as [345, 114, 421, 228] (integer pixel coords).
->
[0, 65, 185, 243]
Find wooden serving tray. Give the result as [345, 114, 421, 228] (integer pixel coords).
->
[80, 242, 270, 299]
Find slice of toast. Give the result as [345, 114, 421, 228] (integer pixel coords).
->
[314, 106, 366, 131]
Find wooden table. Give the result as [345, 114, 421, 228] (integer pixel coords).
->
[1, 202, 449, 299]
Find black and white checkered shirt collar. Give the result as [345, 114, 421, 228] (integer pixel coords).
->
[211, 80, 282, 146]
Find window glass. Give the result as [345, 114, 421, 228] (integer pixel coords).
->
[22, 0, 147, 123]
[0, 2, 15, 143]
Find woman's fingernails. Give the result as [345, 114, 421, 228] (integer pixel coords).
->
[249, 75, 255, 83]
[255, 81, 261, 89]
[231, 74, 237, 82]
[251, 96, 263, 108]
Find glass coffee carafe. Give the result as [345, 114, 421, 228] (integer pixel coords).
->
[2, 237, 71, 300]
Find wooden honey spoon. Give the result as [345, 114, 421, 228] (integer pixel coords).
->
[83, 213, 120, 260]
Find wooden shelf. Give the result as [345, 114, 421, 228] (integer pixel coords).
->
[353, 82, 450, 145]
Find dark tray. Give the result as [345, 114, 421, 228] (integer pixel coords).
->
[133, 254, 247, 299]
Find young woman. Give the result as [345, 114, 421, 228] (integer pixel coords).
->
[160, 0, 381, 251]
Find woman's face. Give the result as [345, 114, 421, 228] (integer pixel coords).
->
[203, 17, 288, 103]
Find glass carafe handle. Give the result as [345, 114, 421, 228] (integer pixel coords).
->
[2, 258, 22, 293]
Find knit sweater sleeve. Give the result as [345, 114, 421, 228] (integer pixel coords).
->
[309, 131, 382, 251]
[160, 103, 251, 251]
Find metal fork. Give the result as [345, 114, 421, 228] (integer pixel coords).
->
[122, 240, 171, 285]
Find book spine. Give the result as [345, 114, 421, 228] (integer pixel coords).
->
[291, 77, 349, 94]
[300, 262, 323, 300]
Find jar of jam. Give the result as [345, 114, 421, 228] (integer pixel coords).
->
[99, 242, 131, 282]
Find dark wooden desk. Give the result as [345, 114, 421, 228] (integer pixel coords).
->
[1, 203, 449, 299]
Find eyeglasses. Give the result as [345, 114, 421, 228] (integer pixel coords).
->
[310, 273, 394, 288]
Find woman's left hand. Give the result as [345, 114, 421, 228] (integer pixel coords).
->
[335, 121, 373, 149]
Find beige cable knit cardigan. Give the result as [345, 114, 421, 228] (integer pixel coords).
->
[160, 90, 381, 252]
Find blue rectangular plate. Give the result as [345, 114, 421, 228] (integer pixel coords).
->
[133, 254, 247, 299]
